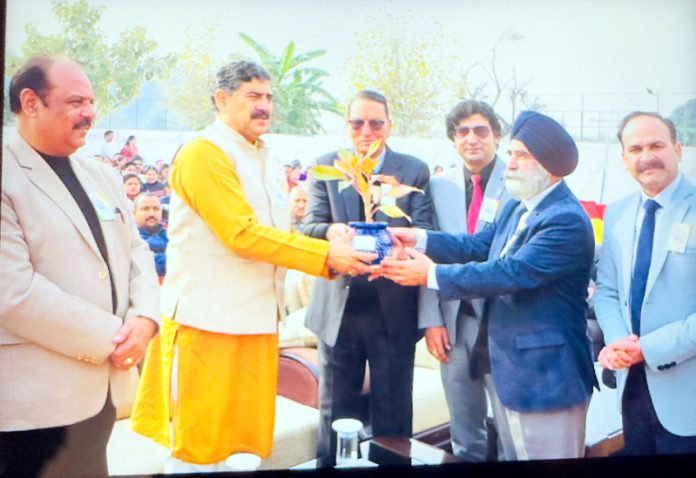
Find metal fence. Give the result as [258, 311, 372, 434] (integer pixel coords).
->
[91, 91, 696, 143]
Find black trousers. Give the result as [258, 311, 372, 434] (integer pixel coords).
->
[316, 304, 416, 466]
[621, 364, 696, 456]
[0, 395, 116, 477]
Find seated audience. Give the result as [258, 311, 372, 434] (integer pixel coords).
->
[121, 135, 139, 160]
[123, 173, 143, 209]
[290, 185, 308, 233]
[142, 166, 167, 199]
[134, 193, 168, 280]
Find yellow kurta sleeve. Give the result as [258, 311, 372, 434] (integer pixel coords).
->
[171, 139, 331, 278]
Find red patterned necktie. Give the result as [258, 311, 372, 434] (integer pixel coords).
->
[468, 174, 483, 234]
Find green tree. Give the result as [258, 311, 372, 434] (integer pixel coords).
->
[670, 98, 696, 146]
[163, 21, 223, 131]
[4, 0, 176, 125]
[345, 17, 453, 138]
[239, 33, 341, 135]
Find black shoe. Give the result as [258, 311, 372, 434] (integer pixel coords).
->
[602, 368, 617, 389]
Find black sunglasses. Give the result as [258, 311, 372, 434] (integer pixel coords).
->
[348, 119, 386, 131]
[454, 125, 491, 139]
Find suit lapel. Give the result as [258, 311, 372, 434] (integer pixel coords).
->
[341, 186, 362, 222]
[378, 147, 403, 178]
[439, 165, 468, 232]
[645, 181, 693, 298]
[615, 193, 641, 305]
[10, 135, 103, 260]
[72, 159, 115, 266]
[476, 156, 508, 233]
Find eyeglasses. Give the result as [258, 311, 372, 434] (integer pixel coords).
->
[348, 119, 386, 131]
[454, 125, 491, 139]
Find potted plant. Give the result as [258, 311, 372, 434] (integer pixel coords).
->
[309, 139, 423, 261]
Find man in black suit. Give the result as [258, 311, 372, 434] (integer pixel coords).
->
[303, 90, 433, 466]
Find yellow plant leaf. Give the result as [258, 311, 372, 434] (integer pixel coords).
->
[377, 204, 412, 222]
[384, 184, 424, 198]
[356, 172, 370, 195]
[372, 174, 400, 186]
[310, 165, 347, 181]
[367, 139, 383, 158]
[359, 157, 380, 176]
[337, 148, 355, 165]
[334, 159, 353, 176]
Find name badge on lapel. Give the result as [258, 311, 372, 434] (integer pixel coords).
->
[667, 223, 691, 253]
[478, 198, 500, 223]
[88, 193, 115, 221]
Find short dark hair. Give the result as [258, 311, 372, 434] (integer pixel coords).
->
[122, 173, 141, 184]
[131, 155, 143, 163]
[8, 55, 63, 113]
[617, 111, 677, 147]
[121, 161, 137, 171]
[104, 130, 114, 137]
[445, 100, 502, 141]
[347, 90, 389, 119]
[134, 192, 161, 209]
[211, 61, 271, 108]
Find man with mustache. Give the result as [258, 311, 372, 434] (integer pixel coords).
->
[290, 184, 308, 233]
[1, 55, 160, 476]
[130, 61, 375, 472]
[134, 193, 168, 279]
[594, 112, 696, 455]
[379, 111, 597, 460]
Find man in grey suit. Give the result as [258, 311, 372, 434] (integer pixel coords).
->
[595, 112, 696, 455]
[419, 100, 510, 461]
[0, 55, 160, 476]
[303, 90, 433, 465]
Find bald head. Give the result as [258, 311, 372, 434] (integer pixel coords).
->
[290, 186, 308, 222]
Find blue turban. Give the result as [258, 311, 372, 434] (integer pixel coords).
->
[511, 111, 578, 177]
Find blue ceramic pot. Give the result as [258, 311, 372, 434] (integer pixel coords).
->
[349, 221, 393, 264]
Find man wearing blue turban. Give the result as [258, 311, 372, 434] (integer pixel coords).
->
[379, 111, 598, 460]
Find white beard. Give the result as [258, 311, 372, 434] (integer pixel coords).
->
[504, 164, 553, 200]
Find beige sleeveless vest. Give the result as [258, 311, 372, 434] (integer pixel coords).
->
[161, 119, 290, 334]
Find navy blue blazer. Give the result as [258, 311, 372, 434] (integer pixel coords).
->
[303, 147, 434, 347]
[427, 181, 597, 412]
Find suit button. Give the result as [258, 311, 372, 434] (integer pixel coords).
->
[670, 362, 677, 367]
[98, 271, 108, 280]
[657, 365, 664, 371]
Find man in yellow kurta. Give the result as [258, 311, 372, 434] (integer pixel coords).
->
[130, 61, 375, 472]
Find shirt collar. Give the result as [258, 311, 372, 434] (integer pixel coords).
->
[639, 173, 682, 210]
[214, 117, 266, 150]
[462, 156, 498, 184]
[522, 180, 563, 212]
